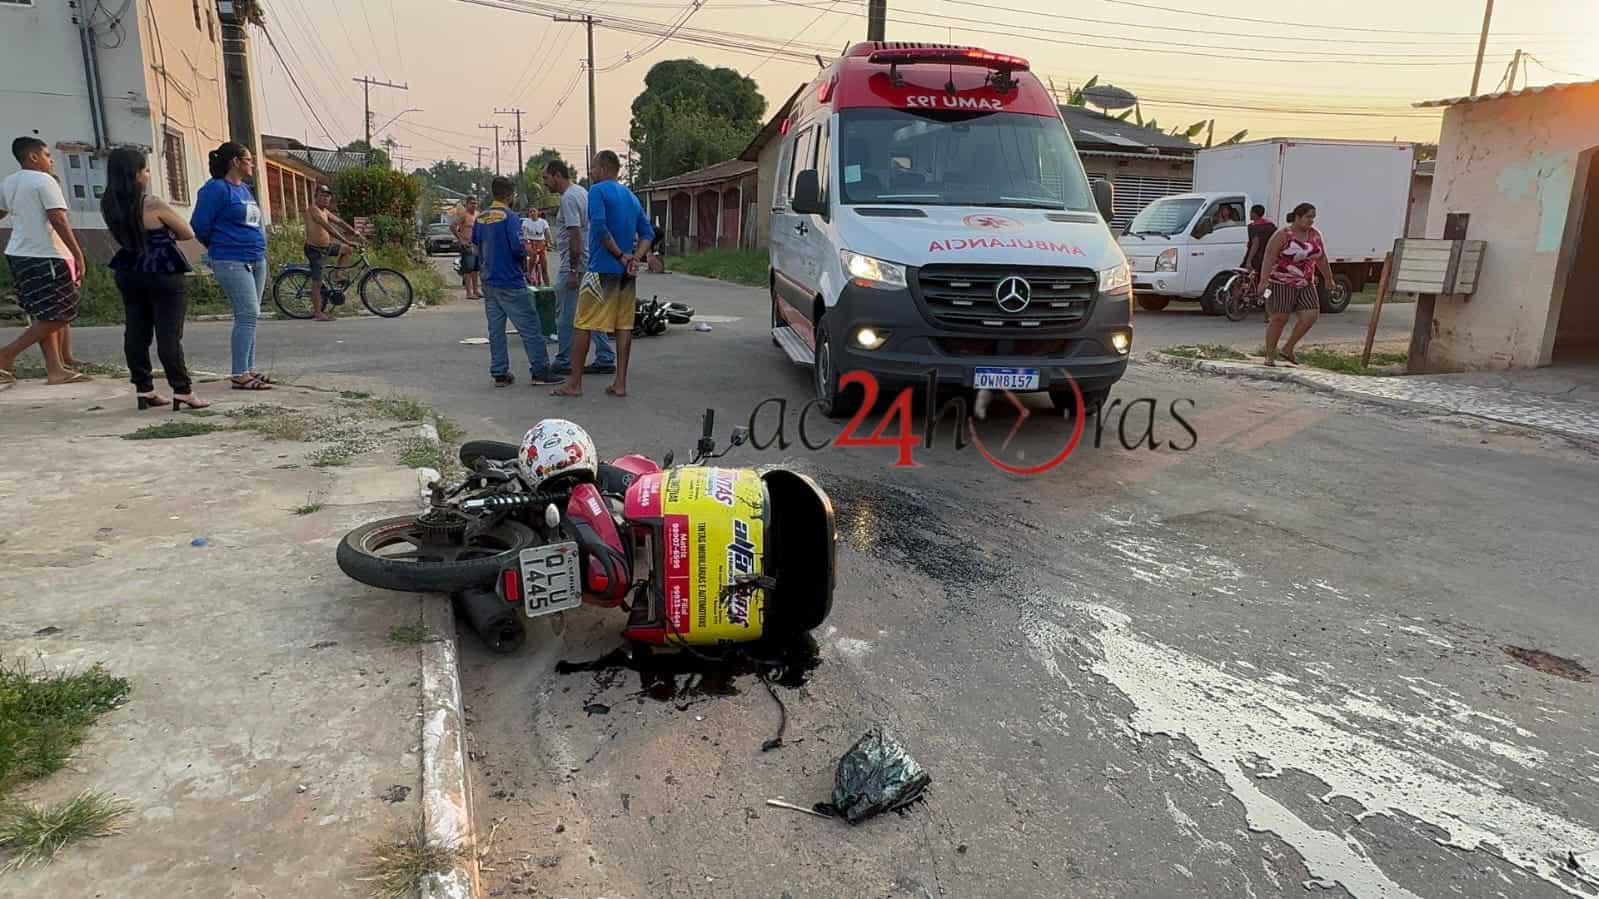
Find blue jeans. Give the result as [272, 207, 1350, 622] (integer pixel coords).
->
[212, 258, 266, 377]
[483, 284, 551, 377]
[554, 279, 614, 369]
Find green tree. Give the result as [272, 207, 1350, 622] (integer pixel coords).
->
[341, 140, 390, 169]
[629, 60, 765, 186]
[421, 159, 493, 197]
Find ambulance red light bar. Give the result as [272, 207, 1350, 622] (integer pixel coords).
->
[866, 47, 1030, 71]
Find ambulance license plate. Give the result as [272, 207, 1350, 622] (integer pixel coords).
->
[973, 367, 1040, 390]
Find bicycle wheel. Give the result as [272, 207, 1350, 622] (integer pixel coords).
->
[359, 268, 414, 318]
[272, 269, 316, 320]
[1222, 274, 1250, 322]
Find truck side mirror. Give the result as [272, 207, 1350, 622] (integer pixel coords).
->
[791, 169, 826, 217]
[1092, 179, 1114, 222]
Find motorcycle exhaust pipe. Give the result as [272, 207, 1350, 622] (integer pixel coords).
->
[454, 587, 526, 654]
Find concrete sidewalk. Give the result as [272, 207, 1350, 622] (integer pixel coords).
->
[1151, 351, 1599, 444]
[0, 376, 442, 897]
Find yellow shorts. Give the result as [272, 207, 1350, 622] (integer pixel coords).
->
[574, 272, 637, 333]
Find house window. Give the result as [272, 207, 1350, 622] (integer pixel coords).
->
[73, 185, 86, 199]
[68, 153, 83, 169]
[192, 0, 201, 30]
[206, 8, 215, 42]
[164, 128, 190, 204]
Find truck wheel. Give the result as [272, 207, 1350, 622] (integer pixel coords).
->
[1136, 295, 1170, 312]
[812, 317, 860, 419]
[1321, 275, 1354, 314]
[1050, 386, 1110, 416]
[1199, 274, 1230, 316]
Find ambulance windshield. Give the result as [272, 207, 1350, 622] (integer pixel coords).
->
[837, 108, 1094, 210]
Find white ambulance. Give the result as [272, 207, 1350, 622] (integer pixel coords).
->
[766, 43, 1133, 417]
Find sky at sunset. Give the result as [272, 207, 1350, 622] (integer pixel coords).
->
[250, 0, 1599, 175]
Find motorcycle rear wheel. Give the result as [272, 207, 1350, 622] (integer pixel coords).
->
[337, 514, 538, 594]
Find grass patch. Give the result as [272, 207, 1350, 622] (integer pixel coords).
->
[308, 446, 355, 467]
[387, 624, 437, 645]
[0, 791, 131, 870]
[339, 390, 374, 401]
[667, 248, 767, 287]
[1294, 347, 1408, 375]
[434, 415, 465, 445]
[11, 358, 126, 380]
[356, 821, 459, 899]
[396, 436, 449, 472]
[366, 395, 431, 423]
[292, 498, 326, 516]
[0, 661, 130, 796]
[121, 421, 226, 440]
[1163, 343, 1248, 361]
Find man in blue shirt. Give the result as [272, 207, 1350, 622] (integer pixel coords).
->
[474, 177, 557, 386]
[552, 151, 653, 398]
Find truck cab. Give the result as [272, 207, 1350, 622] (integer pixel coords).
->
[1119, 192, 1254, 314]
[767, 42, 1133, 417]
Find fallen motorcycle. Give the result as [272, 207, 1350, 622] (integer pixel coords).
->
[633, 295, 694, 337]
[336, 411, 836, 653]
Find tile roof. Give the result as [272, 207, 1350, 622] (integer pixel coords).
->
[1414, 79, 1599, 108]
[1059, 105, 1201, 154]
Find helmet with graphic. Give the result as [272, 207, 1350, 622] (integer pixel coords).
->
[518, 419, 597, 490]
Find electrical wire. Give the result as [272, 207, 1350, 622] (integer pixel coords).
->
[259, 24, 344, 147]
[387, 0, 407, 73]
[750, 0, 841, 75]
[357, 0, 393, 81]
[1094, 0, 1584, 38]
[595, 0, 704, 73]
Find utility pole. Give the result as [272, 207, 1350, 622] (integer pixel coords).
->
[496, 107, 526, 203]
[353, 75, 408, 163]
[479, 123, 502, 176]
[471, 145, 491, 174]
[554, 14, 598, 165]
[1507, 48, 1522, 91]
[867, 0, 886, 41]
[1469, 0, 1494, 96]
[388, 142, 412, 172]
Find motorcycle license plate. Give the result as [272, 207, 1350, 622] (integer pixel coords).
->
[973, 367, 1040, 390]
[520, 543, 581, 619]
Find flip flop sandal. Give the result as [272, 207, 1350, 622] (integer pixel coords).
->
[50, 371, 94, 385]
[0, 369, 15, 385]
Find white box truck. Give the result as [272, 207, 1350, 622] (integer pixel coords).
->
[1117, 139, 1415, 314]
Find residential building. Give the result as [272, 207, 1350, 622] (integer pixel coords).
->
[640, 160, 759, 256]
[259, 134, 366, 224]
[1411, 81, 1599, 369]
[0, 0, 260, 254]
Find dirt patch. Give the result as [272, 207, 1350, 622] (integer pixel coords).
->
[1502, 645, 1590, 681]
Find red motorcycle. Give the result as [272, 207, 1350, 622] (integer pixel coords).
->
[336, 411, 837, 653]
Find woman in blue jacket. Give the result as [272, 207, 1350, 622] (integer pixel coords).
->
[190, 142, 271, 390]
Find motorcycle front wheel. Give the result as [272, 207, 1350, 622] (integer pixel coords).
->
[337, 514, 538, 594]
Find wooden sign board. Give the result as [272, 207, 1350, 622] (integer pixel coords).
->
[352, 216, 375, 236]
[1391, 238, 1486, 295]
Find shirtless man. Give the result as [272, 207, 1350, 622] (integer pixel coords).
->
[304, 185, 363, 321]
[452, 197, 481, 299]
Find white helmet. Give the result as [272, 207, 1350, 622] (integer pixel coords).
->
[518, 419, 597, 490]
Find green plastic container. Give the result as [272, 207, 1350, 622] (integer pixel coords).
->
[531, 287, 557, 338]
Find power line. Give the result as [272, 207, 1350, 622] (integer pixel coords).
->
[1093, 0, 1583, 37]
[357, 0, 393, 81]
[259, 24, 341, 146]
[387, 0, 408, 73]
[750, 0, 840, 75]
[595, 0, 704, 72]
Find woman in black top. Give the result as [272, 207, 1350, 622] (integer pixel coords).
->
[101, 147, 209, 410]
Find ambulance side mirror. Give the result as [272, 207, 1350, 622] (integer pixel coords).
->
[791, 170, 826, 217]
[1092, 179, 1114, 223]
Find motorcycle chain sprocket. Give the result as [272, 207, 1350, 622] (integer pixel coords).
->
[415, 507, 469, 543]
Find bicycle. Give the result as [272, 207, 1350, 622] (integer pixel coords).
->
[272, 250, 414, 320]
[1220, 268, 1266, 322]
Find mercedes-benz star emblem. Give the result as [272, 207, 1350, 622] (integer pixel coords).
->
[995, 275, 1032, 313]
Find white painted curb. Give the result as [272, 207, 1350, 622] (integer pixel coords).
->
[411, 418, 482, 899]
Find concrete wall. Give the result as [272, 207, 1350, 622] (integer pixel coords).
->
[1426, 83, 1599, 369]
[0, 0, 229, 238]
[1407, 174, 1432, 239]
[751, 139, 782, 250]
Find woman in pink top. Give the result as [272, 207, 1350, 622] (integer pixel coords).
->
[1261, 202, 1334, 366]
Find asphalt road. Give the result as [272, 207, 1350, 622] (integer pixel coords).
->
[14, 273, 1594, 899]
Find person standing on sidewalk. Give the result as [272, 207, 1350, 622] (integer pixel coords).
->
[1261, 202, 1334, 367]
[552, 151, 653, 398]
[101, 147, 208, 411]
[0, 136, 90, 386]
[541, 160, 614, 377]
[475, 177, 558, 387]
[190, 141, 271, 391]
[453, 196, 481, 299]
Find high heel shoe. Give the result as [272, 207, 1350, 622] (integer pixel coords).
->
[171, 394, 212, 411]
[137, 392, 171, 410]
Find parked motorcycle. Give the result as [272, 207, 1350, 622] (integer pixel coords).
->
[336, 411, 836, 653]
[633, 295, 695, 337]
